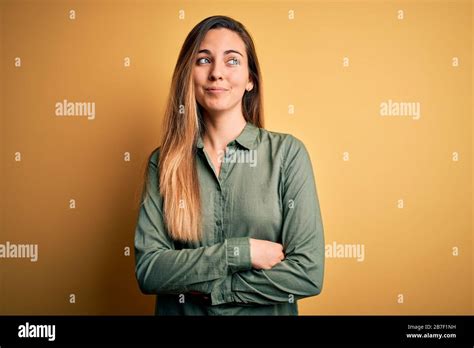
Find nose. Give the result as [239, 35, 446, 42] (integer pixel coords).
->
[208, 60, 224, 81]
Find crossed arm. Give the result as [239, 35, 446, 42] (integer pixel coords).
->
[134, 136, 324, 306]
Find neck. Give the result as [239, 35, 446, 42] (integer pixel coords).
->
[201, 111, 247, 152]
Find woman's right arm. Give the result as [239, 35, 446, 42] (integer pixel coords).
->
[134, 151, 252, 296]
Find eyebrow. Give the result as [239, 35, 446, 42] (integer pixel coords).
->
[197, 49, 243, 57]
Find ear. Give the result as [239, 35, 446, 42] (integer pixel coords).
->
[246, 76, 254, 92]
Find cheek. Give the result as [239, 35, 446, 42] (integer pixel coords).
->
[193, 70, 205, 87]
[229, 71, 249, 87]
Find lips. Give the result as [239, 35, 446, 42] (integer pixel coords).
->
[205, 87, 228, 91]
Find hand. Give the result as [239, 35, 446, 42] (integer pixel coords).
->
[249, 238, 285, 270]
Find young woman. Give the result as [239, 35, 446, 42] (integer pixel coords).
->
[135, 15, 325, 315]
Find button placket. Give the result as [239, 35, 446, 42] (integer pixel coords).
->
[218, 188, 225, 242]
[201, 148, 221, 188]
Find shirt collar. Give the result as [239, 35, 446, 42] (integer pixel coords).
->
[196, 121, 259, 150]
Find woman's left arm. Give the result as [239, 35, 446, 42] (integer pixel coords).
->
[208, 135, 325, 306]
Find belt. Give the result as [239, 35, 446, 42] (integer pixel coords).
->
[187, 291, 211, 305]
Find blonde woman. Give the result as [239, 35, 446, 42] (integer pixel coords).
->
[135, 15, 325, 315]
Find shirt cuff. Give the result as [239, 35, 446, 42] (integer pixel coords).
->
[225, 237, 252, 273]
[210, 273, 234, 306]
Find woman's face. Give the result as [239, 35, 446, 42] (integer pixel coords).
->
[193, 28, 253, 118]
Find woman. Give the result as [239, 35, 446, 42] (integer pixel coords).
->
[134, 15, 325, 315]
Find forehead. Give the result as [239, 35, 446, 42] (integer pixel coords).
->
[198, 28, 246, 54]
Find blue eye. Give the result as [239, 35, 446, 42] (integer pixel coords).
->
[196, 57, 240, 65]
[197, 57, 210, 64]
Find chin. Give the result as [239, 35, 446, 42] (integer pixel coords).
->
[205, 107, 229, 113]
[203, 101, 230, 110]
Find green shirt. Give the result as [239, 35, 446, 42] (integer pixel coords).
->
[134, 121, 325, 315]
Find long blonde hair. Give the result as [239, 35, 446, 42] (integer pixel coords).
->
[145, 15, 264, 243]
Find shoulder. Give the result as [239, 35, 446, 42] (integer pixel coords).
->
[148, 146, 161, 168]
[141, 146, 162, 202]
[260, 127, 305, 148]
[259, 127, 308, 162]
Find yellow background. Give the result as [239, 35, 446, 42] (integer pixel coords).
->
[0, 0, 472, 315]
